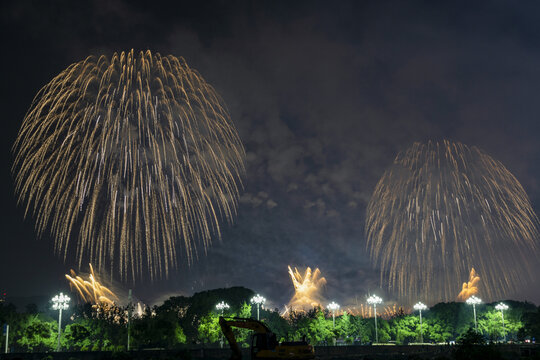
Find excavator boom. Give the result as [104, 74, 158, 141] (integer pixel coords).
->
[219, 317, 270, 360]
[219, 317, 314, 360]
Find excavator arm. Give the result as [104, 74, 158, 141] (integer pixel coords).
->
[219, 317, 271, 360]
[219, 316, 314, 360]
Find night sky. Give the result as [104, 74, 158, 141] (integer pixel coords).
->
[1, 0, 539, 309]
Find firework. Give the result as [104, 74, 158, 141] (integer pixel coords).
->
[287, 266, 327, 311]
[457, 268, 480, 301]
[345, 303, 408, 319]
[66, 264, 119, 305]
[13, 50, 245, 279]
[366, 140, 539, 303]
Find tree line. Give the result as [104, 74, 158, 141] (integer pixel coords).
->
[0, 287, 539, 352]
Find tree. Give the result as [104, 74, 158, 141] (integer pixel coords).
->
[131, 311, 186, 349]
[232, 302, 253, 347]
[424, 320, 452, 343]
[16, 315, 57, 352]
[376, 320, 391, 343]
[305, 310, 333, 344]
[336, 312, 354, 343]
[63, 322, 92, 351]
[389, 315, 418, 344]
[518, 306, 540, 341]
[198, 313, 221, 345]
[263, 310, 291, 342]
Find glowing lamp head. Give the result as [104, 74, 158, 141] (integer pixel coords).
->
[495, 303, 509, 311]
[51, 292, 70, 310]
[414, 302, 428, 311]
[251, 294, 266, 305]
[216, 301, 230, 311]
[466, 295, 482, 305]
[367, 295, 383, 305]
[327, 301, 340, 311]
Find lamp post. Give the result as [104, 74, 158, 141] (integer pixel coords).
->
[250, 294, 266, 321]
[51, 293, 70, 351]
[216, 301, 230, 316]
[327, 302, 340, 346]
[413, 302, 428, 343]
[466, 296, 481, 333]
[495, 303, 509, 342]
[216, 301, 230, 348]
[367, 295, 383, 343]
[127, 289, 132, 351]
[327, 302, 340, 328]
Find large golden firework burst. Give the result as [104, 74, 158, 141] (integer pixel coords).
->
[13, 50, 245, 280]
[365, 140, 539, 303]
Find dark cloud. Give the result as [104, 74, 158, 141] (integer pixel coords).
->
[1, 0, 539, 307]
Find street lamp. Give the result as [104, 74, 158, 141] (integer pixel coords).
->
[367, 295, 383, 343]
[327, 302, 340, 328]
[51, 293, 70, 351]
[495, 303, 509, 342]
[466, 296, 482, 332]
[413, 302, 428, 343]
[216, 301, 230, 316]
[216, 301, 230, 348]
[250, 294, 266, 321]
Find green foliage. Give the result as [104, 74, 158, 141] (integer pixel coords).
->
[424, 319, 452, 343]
[16, 315, 57, 352]
[389, 315, 419, 344]
[1, 292, 537, 352]
[477, 310, 519, 341]
[263, 310, 290, 342]
[336, 311, 354, 343]
[425, 302, 472, 339]
[232, 302, 253, 347]
[376, 320, 391, 343]
[160, 286, 254, 343]
[131, 310, 186, 349]
[298, 310, 333, 344]
[63, 322, 92, 351]
[197, 313, 220, 344]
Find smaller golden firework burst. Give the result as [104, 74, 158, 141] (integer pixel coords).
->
[66, 264, 119, 305]
[457, 268, 480, 301]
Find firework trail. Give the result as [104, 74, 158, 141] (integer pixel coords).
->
[287, 266, 327, 311]
[366, 140, 539, 303]
[66, 264, 118, 305]
[13, 50, 245, 280]
[457, 268, 480, 301]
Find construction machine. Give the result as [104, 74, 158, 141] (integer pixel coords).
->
[219, 316, 315, 360]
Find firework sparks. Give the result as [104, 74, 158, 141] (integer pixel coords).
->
[287, 266, 327, 311]
[457, 268, 480, 301]
[13, 50, 245, 280]
[345, 303, 408, 319]
[66, 264, 118, 305]
[366, 140, 540, 303]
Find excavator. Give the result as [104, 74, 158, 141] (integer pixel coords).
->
[219, 317, 315, 360]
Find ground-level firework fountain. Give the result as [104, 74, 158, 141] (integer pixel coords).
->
[286, 266, 327, 312]
[457, 268, 480, 301]
[66, 264, 118, 305]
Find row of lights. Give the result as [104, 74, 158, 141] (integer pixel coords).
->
[215, 293, 509, 344]
[50, 291, 510, 351]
